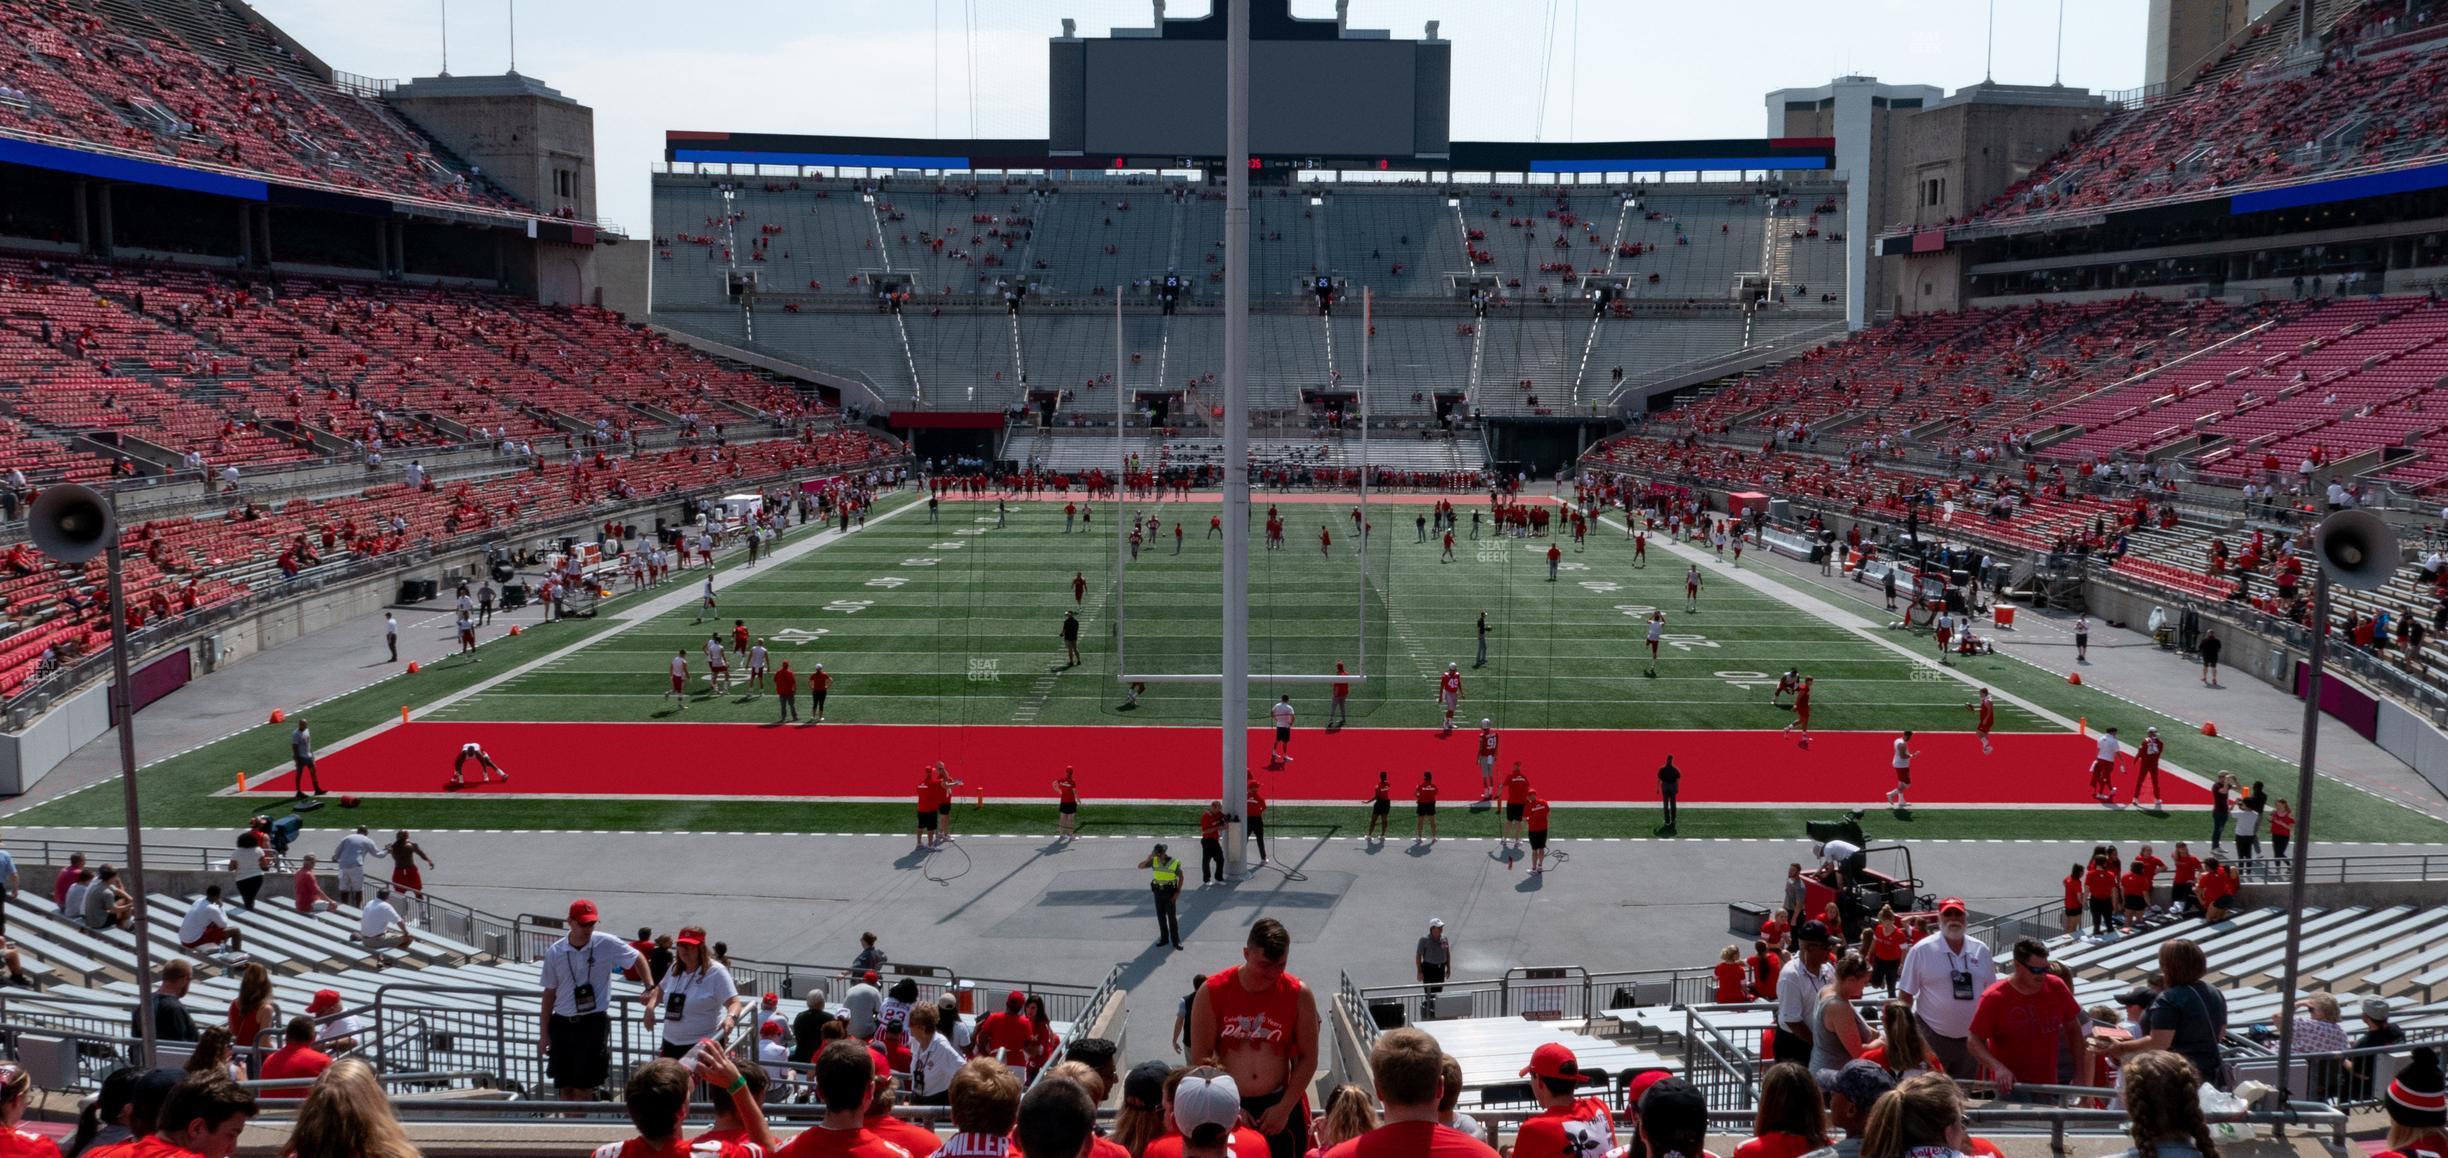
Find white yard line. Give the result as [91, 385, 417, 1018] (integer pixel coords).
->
[208, 498, 925, 796]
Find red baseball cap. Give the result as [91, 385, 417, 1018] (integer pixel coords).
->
[1008, 989, 1027, 1007]
[1520, 1042, 1589, 1083]
[863, 970, 880, 983]
[760, 1020, 785, 1038]
[1938, 897, 1968, 917]
[675, 931, 705, 947]
[762, 992, 779, 1006]
[568, 899, 598, 923]
[1621, 1068, 1671, 1112]
[308, 989, 341, 1013]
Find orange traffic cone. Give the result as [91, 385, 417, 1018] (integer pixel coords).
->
[268, 708, 285, 724]
[406, 661, 422, 674]
[2067, 671, 2083, 686]
[2201, 720, 2219, 737]
[2078, 715, 2088, 737]
[400, 705, 411, 724]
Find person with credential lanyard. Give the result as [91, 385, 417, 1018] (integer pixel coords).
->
[1895, 897, 1996, 1079]
[541, 898, 659, 1100]
[644, 926, 741, 1059]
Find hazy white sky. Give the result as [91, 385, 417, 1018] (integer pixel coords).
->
[250, 0, 2146, 232]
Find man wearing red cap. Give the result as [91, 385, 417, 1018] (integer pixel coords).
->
[1512, 1042, 1618, 1157]
[1189, 918, 1319, 1158]
[308, 989, 362, 1053]
[1896, 897, 1995, 1079]
[544, 898, 659, 1101]
[974, 990, 1038, 1075]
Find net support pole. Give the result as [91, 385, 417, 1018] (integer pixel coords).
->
[1114, 289, 1127, 677]
[1221, 0, 1251, 881]
[1357, 288, 1370, 677]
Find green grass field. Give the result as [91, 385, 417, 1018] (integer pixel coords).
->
[10, 490, 2445, 843]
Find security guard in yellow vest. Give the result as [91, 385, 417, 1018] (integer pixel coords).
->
[1137, 843, 1185, 950]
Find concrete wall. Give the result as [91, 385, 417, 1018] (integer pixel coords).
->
[387, 75, 596, 223]
[595, 237, 652, 318]
[1886, 88, 2110, 318]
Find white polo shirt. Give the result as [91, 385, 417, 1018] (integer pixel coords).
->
[1898, 932, 1996, 1039]
[544, 933, 643, 1018]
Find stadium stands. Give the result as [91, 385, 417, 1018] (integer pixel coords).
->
[1953, 0, 2448, 230]
[0, 0, 524, 215]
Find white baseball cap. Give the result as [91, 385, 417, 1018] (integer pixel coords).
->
[1428, 918, 1444, 928]
[1173, 1070, 1242, 1137]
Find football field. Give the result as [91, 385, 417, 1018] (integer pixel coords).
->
[12, 490, 2445, 842]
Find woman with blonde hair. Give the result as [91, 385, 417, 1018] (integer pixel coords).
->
[0, 1060, 59, 1158]
[1306, 1082, 1379, 1155]
[285, 1057, 420, 1158]
[1858, 1073, 1971, 1158]
[2105, 1051, 2219, 1158]
[1714, 945, 1749, 1004]
[184, 1026, 246, 1083]
[2373, 1047, 2446, 1158]
[1809, 953, 1881, 1074]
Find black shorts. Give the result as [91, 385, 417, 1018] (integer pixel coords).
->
[812, 690, 828, 707]
[1274, 725, 1291, 741]
[2065, 906, 2081, 919]
[2124, 894, 2147, 911]
[1417, 802, 1436, 816]
[1371, 799, 1390, 816]
[547, 1013, 612, 1091]
[917, 809, 938, 831]
[1504, 802, 1524, 821]
[1240, 1086, 1310, 1158]
[1059, 800, 1077, 815]
[1529, 830, 1548, 850]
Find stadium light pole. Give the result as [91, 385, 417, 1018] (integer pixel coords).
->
[1220, 0, 1251, 881]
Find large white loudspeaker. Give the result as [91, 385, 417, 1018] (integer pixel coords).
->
[28, 483, 117, 565]
[2311, 509, 2397, 591]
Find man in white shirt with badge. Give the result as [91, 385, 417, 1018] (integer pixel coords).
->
[542, 898, 657, 1101]
[1897, 897, 1996, 1079]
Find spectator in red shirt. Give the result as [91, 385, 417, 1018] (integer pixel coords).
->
[776, 1040, 906, 1157]
[258, 1017, 333, 1099]
[598, 1042, 774, 1158]
[1321, 1028, 1498, 1157]
[2084, 856, 2121, 937]
[1734, 1062, 1828, 1158]
[1966, 938, 2084, 1095]
[973, 990, 1036, 1072]
[1713, 946, 1750, 1004]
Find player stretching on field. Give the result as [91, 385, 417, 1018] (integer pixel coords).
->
[1437, 664, 1463, 734]
[1966, 687, 1995, 754]
[1886, 731, 1918, 809]
[666, 649, 690, 712]
[1771, 667, 1801, 707]
[1645, 611, 1667, 675]
[447, 742, 508, 790]
[1685, 565, 1703, 612]
[2090, 727, 2122, 802]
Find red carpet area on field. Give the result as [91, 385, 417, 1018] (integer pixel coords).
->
[251, 722, 2212, 807]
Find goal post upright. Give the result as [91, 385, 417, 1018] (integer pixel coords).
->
[1221, 0, 1251, 881]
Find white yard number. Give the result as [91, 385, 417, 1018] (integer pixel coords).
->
[1557, 561, 1588, 572]
[822, 599, 875, 614]
[1578, 580, 1621, 593]
[864, 576, 910, 589]
[952, 528, 988, 536]
[1614, 604, 1659, 618]
[901, 557, 941, 567]
[929, 542, 966, 550]
[1715, 669, 1778, 690]
[1662, 632, 1718, 652]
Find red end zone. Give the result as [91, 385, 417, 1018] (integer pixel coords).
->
[253, 722, 2210, 806]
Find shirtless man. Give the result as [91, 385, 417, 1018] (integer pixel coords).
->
[1188, 918, 1321, 1158]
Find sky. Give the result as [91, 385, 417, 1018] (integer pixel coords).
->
[250, 0, 2148, 233]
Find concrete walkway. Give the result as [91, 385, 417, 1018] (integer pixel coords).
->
[1701, 514, 2448, 823]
